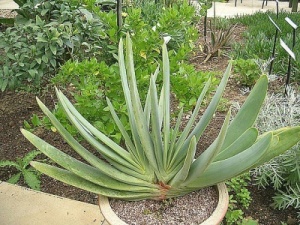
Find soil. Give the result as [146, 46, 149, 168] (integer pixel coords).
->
[0, 14, 299, 225]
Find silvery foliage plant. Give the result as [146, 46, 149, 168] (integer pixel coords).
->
[251, 86, 300, 211]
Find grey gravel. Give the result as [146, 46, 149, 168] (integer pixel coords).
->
[0, 9, 17, 18]
[110, 187, 218, 225]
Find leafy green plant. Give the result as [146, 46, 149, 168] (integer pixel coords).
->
[224, 173, 252, 224]
[52, 59, 124, 142]
[233, 59, 262, 87]
[0, 150, 42, 190]
[21, 35, 300, 200]
[44, 2, 212, 141]
[0, 0, 107, 91]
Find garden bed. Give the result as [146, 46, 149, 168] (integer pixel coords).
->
[0, 6, 299, 225]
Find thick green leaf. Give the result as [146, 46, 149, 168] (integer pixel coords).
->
[31, 162, 159, 200]
[254, 127, 300, 167]
[150, 75, 164, 173]
[184, 133, 272, 189]
[221, 75, 268, 151]
[56, 91, 142, 173]
[170, 63, 232, 170]
[22, 129, 156, 190]
[106, 97, 141, 165]
[184, 109, 232, 184]
[118, 38, 153, 176]
[162, 43, 171, 170]
[36, 98, 151, 182]
[170, 136, 197, 186]
[123, 35, 159, 176]
[144, 66, 160, 126]
[167, 108, 184, 169]
[173, 77, 211, 155]
[214, 128, 258, 161]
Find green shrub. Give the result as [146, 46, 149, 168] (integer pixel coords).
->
[233, 59, 262, 87]
[225, 173, 252, 224]
[0, 0, 107, 91]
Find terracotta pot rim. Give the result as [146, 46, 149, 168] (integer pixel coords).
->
[98, 182, 229, 225]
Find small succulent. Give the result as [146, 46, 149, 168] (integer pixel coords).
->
[22, 34, 300, 200]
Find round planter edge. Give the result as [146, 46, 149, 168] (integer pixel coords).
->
[98, 182, 229, 225]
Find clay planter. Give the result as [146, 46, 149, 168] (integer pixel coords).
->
[98, 183, 229, 225]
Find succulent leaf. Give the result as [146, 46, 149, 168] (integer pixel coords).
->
[23, 35, 300, 201]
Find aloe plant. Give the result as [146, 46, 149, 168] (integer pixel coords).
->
[21, 34, 300, 200]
